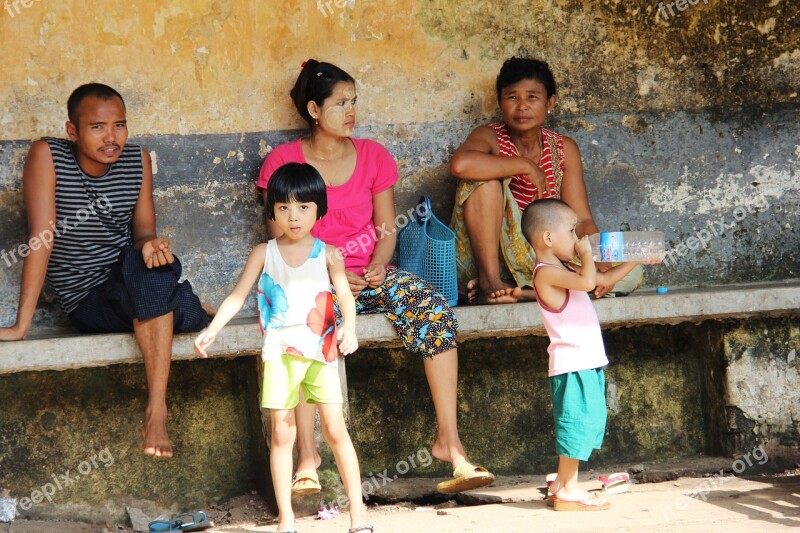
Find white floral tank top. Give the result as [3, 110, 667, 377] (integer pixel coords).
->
[258, 238, 338, 366]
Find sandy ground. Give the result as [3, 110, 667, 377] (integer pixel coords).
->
[1, 471, 799, 532]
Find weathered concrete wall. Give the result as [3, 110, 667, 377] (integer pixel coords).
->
[1, 1, 798, 138]
[0, 0, 798, 519]
[0, 356, 267, 521]
[722, 317, 800, 469]
[1, 2, 799, 327]
[2, 106, 799, 327]
[346, 322, 723, 477]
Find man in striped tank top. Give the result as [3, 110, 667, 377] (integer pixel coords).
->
[0, 84, 210, 458]
[450, 58, 643, 304]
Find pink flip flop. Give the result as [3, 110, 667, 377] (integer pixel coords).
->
[599, 472, 631, 494]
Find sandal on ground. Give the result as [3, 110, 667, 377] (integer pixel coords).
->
[599, 471, 631, 494]
[291, 468, 322, 496]
[149, 511, 214, 532]
[436, 462, 495, 494]
[552, 493, 611, 512]
[544, 472, 557, 507]
[348, 525, 374, 533]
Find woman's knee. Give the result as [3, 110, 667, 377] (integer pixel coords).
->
[463, 180, 503, 215]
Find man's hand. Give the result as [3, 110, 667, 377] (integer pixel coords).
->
[0, 323, 28, 341]
[345, 270, 368, 296]
[142, 237, 174, 269]
[363, 263, 386, 288]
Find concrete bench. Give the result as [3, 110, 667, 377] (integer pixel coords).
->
[2, 279, 797, 375]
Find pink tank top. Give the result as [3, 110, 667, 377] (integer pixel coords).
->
[532, 262, 609, 377]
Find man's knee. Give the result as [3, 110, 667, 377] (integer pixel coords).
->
[172, 281, 209, 333]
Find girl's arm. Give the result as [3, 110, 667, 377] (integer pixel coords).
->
[194, 243, 267, 357]
[328, 244, 358, 355]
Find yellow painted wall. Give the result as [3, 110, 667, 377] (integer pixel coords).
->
[1, 0, 798, 140]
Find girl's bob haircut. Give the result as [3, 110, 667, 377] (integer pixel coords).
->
[265, 162, 328, 220]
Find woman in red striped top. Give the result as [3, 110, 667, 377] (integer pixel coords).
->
[450, 57, 642, 304]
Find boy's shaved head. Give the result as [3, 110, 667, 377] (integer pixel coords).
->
[521, 198, 574, 243]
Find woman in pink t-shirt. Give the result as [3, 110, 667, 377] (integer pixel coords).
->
[257, 59, 495, 495]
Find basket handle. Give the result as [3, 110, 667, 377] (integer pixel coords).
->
[413, 195, 432, 224]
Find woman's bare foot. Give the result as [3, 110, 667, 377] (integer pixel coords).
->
[485, 286, 522, 304]
[431, 438, 469, 471]
[141, 410, 173, 458]
[466, 278, 523, 304]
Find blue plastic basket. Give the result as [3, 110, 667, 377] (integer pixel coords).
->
[397, 196, 458, 307]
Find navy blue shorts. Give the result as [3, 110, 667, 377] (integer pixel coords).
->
[68, 245, 209, 334]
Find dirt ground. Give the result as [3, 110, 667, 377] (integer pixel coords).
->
[2, 468, 799, 532]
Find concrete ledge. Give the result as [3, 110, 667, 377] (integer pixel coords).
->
[1, 280, 797, 375]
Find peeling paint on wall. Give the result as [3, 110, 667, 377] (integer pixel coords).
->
[3, 1, 797, 140]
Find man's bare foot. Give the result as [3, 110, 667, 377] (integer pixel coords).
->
[141, 412, 173, 458]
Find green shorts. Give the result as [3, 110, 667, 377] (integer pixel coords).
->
[550, 368, 607, 461]
[261, 354, 343, 410]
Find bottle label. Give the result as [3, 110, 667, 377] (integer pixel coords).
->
[599, 232, 624, 262]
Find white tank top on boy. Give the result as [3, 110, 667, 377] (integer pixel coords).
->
[258, 238, 339, 367]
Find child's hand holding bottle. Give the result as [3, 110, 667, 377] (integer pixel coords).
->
[575, 235, 593, 261]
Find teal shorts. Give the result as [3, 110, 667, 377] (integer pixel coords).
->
[550, 368, 607, 461]
[261, 354, 342, 410]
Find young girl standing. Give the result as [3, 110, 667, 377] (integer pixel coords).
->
[195, 162, 372, 533]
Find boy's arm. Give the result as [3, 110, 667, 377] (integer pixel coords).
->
[0, 141, 57, 341]
[594, 262, 639, 289]
[328, 244, 358, 355]
[538, 237, 597, 292]
[194, 244, 266, 357]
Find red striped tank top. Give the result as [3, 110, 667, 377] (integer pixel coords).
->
[488, 122, 565, 210]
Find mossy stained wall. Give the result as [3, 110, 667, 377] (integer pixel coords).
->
[0, 357, 265, 521]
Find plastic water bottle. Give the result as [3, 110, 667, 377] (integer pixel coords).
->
[588, 231, 666, 262]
